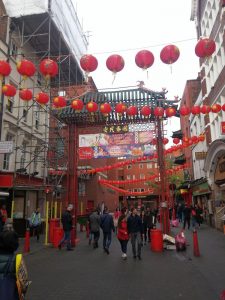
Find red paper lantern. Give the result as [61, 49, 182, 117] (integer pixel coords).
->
[154, 107, 164, 117]
[71, 99, 83, 111]
[135, 50, 154, 69]
[100, 103, 112, 116]
[19, 89, 33, 101]
[173, 138, 180, 145]
[211, 104, 221, 113]
[115, 102, 127, 114]
[163, 137, 169, 145]
[17, 59, 36, 78]
[53, 96, 66, 108]
[80, 54, 98, 73]
[222, 104, 225, 112]
[198, 135, 205, 142]
[36, 92, 49, 104]
[195, 38, 216, 58]
[165, 107, 176, 117]
[191, 136, 198, 144]
[0, 60, 11, 78]
[2, 84, 16, 97]
[182, 136, 189, 143]
[106, 54, 125, 73]
[86, 101, 98, 113]
[160, 44, 180, 64]
[201, 105, 211, 114]
[141, 106, 151, 117]
[39, 59, 58, 79]
[191, 106, 201, 115]
[127, 105, 138, 116]
[180, 106, 190, 116]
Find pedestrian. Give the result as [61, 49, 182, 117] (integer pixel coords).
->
[127, 208, 143, 260]
[183, 204, 191, 230]
[140, 210, 147, 245]
[144, 207, 154, 242]
[0, 220, 19, 299]
[0, 204, 8, 231]
[113, 207, 121, 234]
[100, 206, 115, 254]
[177, 203, 184, 223]
[29, 208, 42, 241]
[196, 204, 203, 227]
[58, 204, 74, 251]
[117, 207, 129, 260]
[89, 208, 101, 249]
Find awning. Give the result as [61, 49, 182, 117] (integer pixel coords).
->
[192, 182, 211, 196]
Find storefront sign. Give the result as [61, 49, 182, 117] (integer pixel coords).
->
[192, 182, 211, 196]
[0, 174, 13, 187]
[195, 152, 207, 160]
[0, 141, 14, 154]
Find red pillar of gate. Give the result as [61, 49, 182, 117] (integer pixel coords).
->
[156, 118, 170, 235]
[67, 123, 78, 246]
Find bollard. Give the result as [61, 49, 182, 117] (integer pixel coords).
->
[193, 229, 200, 257]
[23, 228, 30, 253]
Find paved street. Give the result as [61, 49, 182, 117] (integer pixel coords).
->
[21, 224, 225, 300]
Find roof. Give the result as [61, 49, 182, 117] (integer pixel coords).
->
[55, 87, 179, 125]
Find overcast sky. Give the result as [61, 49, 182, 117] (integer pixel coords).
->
[74, 0, 200, 136]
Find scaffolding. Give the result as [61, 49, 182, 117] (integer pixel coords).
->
[0, 0, 89, 223]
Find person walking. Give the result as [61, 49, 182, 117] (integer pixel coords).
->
[29, 208, 42, 241]
[89, 208, 101, 249]
[100, 207, 115, 254]
[144, 207, 154, 242]
[183, 204, 191, 230]
[117, 207, 129, 260]
[127, 208, 143, 260]
[113, 207, 121, 234]
[140, 210, 147, 245]
[58, 204, 73, 251]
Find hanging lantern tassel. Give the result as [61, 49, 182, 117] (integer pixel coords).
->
[112, 72, 116, 84]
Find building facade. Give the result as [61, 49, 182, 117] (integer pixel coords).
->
[190, 0, 225, 229]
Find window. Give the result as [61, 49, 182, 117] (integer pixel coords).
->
[10, 40, 18, 59]
[132, 174, 135, 180]
[140, 174, 145, 179]
[139, 163, 143, 169]
[34, 105, 40, 129]
[78, 182, 86, 196]
[20, 142, 27, 168]
[23, 102, 29, 122]
[56, 138, 64, 158]
[147, 163, 152, 169]
[140, 188, 144, 192]
[127, 165, 132, 169]
[6, 97, 14, 113]
[127, 175, 131, 180]
[133, 188, 138, 192]
[3, 134, 13, 170]
[33, 147, 39, 171]
[154, 163, 158, 168]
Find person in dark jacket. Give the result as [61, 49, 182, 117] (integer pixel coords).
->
[89, 208, 101, 249]
[58, 204, 73, 251]
[127, 208, 143, 260]
[0, 219, 19, 300]
[144, 207, 154, 242]
[100, 207, 115, 254]
[183, 204, 191, 230]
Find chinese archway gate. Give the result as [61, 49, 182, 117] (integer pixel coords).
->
[54, 87, 179, 238]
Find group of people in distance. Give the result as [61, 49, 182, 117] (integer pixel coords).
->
[88, 206, 157, 260]
[176, 203, 203, 230]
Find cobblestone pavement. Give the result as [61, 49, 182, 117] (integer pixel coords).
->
[22, 223, 225, 300]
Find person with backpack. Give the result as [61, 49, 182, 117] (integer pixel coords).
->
[89, 208, 101, 249]
[100, 207, 115, 254]
[29, 208, 42, 241]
